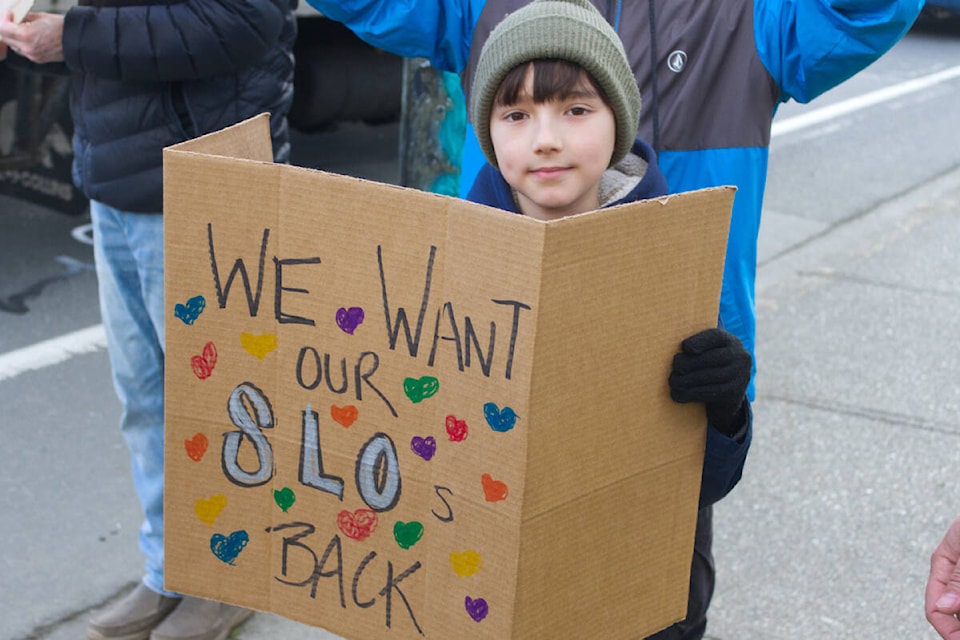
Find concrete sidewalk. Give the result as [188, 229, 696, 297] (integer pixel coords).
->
[7, 162, 960, 640]
[707, 166, 960, 640]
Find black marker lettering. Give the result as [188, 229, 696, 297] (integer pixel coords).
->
[492, 299, 532, 380]
[300, 404, 345, 500]
[208, 224, 269, 316]
[222, 382, 274, 487]
[274, 257, 320, 325]
[378, 561, 424, 635]
[355, 433, 401, 512]
[378, 245, 436, 356]
[431, 485, 454, 523]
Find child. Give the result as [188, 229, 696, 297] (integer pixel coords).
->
[466, 0, 752, 606]
[466, 0, 666, 218]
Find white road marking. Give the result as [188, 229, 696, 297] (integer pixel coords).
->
[0, 324, 106, 382]
[772, 64, 960, 138]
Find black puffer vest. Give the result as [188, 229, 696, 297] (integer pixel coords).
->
[63, 0, 296, 212]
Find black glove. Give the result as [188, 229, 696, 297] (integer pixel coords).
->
[669, 328, 752, 436]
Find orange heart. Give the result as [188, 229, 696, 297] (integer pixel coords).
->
[184, 433, 208, 462]
[481, 473, 508, 502]
[331, 405, 358, 428]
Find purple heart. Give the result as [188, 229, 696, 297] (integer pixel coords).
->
[410, 436, 436, 461]
[336, 306, 365, 335]
[465, 596, 488, 623]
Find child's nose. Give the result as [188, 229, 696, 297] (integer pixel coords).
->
[532, 116, 562, 152]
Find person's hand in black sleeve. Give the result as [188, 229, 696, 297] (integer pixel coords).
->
[669, 328, 752, 437]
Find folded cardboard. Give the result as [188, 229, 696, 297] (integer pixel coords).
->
[163, 114, 735, 639]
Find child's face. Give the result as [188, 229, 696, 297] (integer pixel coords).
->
[489, 65, 617, 221]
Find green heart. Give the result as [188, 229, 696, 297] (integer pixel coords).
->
[403, 376, 440, 404]
[273, 487, 296, 513]
[393, 520, 424, 550]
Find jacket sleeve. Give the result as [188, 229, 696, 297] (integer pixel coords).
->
[61, 1, 288, 82]
[699, 402, 752, 508]
[304, 0, 481, 72]
[754, 0, 923, 104]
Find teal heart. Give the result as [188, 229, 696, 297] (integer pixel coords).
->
[403, 376, 439, 404]
[484, 402, 518, 433]
[274, 487, 296, 512]
[393, 520, 424, 550]
[174, 295, 206, 325]
[210, 530, 249, 565]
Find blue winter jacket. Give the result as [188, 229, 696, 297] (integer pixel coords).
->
[304, 0, 922, 401]
[62, 0, 297, 213]
[468, 137, 751, 508]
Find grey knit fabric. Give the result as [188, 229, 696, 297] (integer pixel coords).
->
[470, 0, 641, 169]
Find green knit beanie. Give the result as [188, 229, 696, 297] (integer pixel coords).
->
[470, 0, 641, 169]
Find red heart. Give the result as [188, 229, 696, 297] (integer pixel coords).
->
[191, 341, 217, 380]
[481, 473, 508, 502]
[331, 405, 359, 428]
[337, 509, 378, 542]
[445, 414, 468, 442]
[185, 433, 208, 462]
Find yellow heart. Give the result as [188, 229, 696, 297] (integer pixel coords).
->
[450, 549, 483, 578]
[195, 494, 227, 526]
[240, 332, 278, 360]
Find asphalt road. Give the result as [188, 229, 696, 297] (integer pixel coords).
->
[2, 19, 960, 640]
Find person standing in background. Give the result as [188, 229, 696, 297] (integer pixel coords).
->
[0, 3, 297, 639]
[464, 0, 752, 532]
[295, 1, 923, 638]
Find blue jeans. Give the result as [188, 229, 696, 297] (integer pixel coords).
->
[91, 200, 177, 597]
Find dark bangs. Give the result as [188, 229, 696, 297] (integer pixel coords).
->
[493, 59, 609, 107]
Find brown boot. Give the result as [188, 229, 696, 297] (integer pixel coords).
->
[86, 583, 181, 640]
[149, 596, 252, 640]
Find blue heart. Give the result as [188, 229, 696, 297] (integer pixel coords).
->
[174, 295, 206, 325]
[483, 402, 518, 433]
[210, 530, 249, 565]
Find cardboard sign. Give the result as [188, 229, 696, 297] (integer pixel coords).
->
[163, 114, 734, 640]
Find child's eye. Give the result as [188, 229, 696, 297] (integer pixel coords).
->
[504, 111, 527, 122]
[567, 106, 591, 116]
